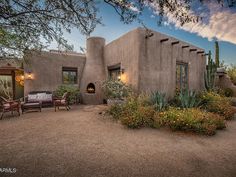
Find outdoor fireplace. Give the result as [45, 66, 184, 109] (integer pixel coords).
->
[87, 83, 95, 94]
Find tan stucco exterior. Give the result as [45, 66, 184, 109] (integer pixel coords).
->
[23, 28, 207, 104]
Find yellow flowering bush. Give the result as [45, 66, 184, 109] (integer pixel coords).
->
[156, 107, 226, 135]
[200, 91, 235, 120]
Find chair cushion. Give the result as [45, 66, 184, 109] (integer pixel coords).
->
[37, 93, 46, 101]
[3, 103, 10, 108]
[23, 102, 41, 108]
[28, 94, 38, 102]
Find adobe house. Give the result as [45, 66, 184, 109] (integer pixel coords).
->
[21, 28, 206, 104]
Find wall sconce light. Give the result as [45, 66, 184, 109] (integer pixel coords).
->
[25, 72, 34, 80]
[120, 68, 125, 74]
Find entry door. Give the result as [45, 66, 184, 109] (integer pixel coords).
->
[0, 75, 13, 99]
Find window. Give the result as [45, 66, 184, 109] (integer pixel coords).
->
[62, 67, 77, 84]
[108, 64, 121, 80]
[176, 63, 188, 91]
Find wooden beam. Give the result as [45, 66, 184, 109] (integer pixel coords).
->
[190, 49, 197, 52]
[160, 38, 169, 43]
[182, 45, 189, 48]
[171, 41, 179, 45]
[197, 51, 204, 54]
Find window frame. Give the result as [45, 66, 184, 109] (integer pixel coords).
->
[176, 62, 189, 91]
[107, 64, 121, 80]
[62, 67, 78, 85]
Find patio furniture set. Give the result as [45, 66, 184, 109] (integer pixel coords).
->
[0, 91, 70, 119]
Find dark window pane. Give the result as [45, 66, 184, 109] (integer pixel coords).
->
[62, 67, 77, 84]
[108, 67, 121, 80]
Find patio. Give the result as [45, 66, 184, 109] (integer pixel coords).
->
[0, 105, 236, 177]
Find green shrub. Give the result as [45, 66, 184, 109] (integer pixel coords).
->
[157, 107, 226, 135]
[108, 95, 156, 128]
[149, 91, 168, 111]
[177, 90, 200, 108]
[227, 64, 236, 85]
[108, 103, 124, 120]
[120, 105, 156, 128]
[200, 91, 235, 120]
[102, 79, 131, 99]
[54, 85, 79, 104]
[223, 88, 234, 97]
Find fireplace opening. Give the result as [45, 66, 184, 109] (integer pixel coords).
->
[87, 83, 95, 94]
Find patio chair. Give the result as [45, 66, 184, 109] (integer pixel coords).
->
[0, 96, 20, 119]
[53, 92, 70, 112]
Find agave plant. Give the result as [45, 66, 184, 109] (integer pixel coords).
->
[150, 91, 168, 111]
[178, 89, 200, 108]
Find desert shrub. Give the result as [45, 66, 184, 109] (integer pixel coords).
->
[157, 107, 226, 135]
[108, 103, 124, 120]
[227, 64, 236, 85]
[120, 105, 156, 128]
[177, 90, 200, 108]
[200, 91, 235, 120]
[223, 88, 234, 97]
[102, 79, 131, 99]
[108, 95, 156, 128]
[54, 85, 79, 104]
[149, 91, 168, 111]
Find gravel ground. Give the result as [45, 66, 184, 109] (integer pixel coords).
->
[0, 105, 236, 177]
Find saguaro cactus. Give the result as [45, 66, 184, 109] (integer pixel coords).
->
[215, 41, 220, 67]
[205, 50, 217, 91]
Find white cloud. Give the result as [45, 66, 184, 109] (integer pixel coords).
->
[146, 1, 236, 44]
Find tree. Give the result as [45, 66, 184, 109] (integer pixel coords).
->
[0, 0, 101, 57]
[0, 0, 234, 57]
[215, 41, 220, 68]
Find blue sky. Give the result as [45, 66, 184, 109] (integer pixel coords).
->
[51, 2, 236, 65]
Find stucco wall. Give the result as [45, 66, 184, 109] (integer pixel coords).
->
[104, 28, 141, 91]
[24, 51, 85, 95]
[138, 28, 206, 97]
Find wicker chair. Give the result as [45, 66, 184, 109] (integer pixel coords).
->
[0, 96, 20, 119]
[53, 92, 70, 112]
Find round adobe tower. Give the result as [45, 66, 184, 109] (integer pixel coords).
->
[80, 37, 106, 104]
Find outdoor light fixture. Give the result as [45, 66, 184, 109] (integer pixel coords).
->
[25, 72, 34, 80]
[120, 68, 125, 74]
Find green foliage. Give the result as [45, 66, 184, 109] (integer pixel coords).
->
[102, 79, 131, 99]
[223, 88, 234, 97]
[157, 107, 226, 135]
[200, 91, 235, 120]
[0, 0, 99, 57]
[54, 85, 79, 104]
[149, 91, 168, 111]
[215, 41, 220, 68]
[108, 104, 124, 120]
[227, 64, 236, 85]
[205, 50, 217, 91]
[177, 90, 200, 108]
[108, 95, 156, 128]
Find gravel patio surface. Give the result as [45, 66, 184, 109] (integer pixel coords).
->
[0, 105, 236, 177]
